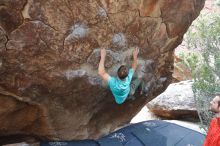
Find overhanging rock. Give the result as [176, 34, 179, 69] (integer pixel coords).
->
[0, 0, 205, 141]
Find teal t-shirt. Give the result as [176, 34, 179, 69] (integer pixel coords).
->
[108, 68, 134, 104]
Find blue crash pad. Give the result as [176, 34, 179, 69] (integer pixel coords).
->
[40, 120, 205, 146]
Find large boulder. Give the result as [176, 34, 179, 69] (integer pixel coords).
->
[147, 80, 198, 119]
[0, 0, 204, 141]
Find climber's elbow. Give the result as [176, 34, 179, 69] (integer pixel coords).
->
[98, 70, 105, 76]
[98, 70, 110, 81]
[98, 71, 102, 76]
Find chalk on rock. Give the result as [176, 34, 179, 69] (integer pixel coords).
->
[65, 23, 89, 42]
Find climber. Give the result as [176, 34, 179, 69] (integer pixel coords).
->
[98, 47, 141, 104]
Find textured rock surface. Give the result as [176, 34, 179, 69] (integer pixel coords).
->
[147, 80, 198, 119]
[0, 0, 204, 141]
[173, 53, 192, 82]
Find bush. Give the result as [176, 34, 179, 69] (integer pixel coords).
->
[183, 11, 220, 132]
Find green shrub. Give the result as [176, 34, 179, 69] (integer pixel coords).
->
[183, 12, 220, 132]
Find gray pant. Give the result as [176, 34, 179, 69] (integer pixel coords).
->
[128, 78, 141, 99]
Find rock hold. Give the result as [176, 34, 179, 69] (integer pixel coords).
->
[87, 49, 121, 69]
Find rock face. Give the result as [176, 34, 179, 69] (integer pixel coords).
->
[0, 0, 204, 141]
[173, 53, 192, 82]
[147, 80, 198, 119]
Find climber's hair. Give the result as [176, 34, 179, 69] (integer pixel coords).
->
[117, 65, 128, 80]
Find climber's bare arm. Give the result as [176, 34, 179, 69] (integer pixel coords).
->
[98, 48, 110, 82]
[132, 47, 139, 71]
